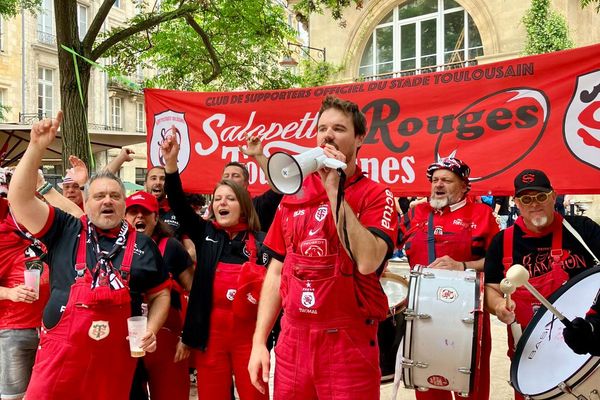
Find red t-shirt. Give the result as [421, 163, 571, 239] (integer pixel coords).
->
[0, 215, 50, 329]
[401, 197, 499, 266]
[264, 171, 397, 316]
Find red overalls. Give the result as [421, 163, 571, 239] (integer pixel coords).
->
[194, 235, 268, 400]
[405, 206, 491, 400]
[275, 226, 387, 399]
[142, 237, 190, 400]
[26, 219, 138, 400]
[501, 217, 569, 400]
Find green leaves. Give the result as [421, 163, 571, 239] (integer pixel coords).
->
[522, 0, 573, 55]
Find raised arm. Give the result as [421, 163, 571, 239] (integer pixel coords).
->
[104, 148, 135, 175]
[36, 170, 84, 218]
[8, 112, 63, 234]
[239, 134, 280, 193]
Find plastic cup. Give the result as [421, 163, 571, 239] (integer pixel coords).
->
[127, 316, 147, 358]
[23, 269, 40, 293]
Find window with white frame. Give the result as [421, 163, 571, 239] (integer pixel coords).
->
[136, 103, 145, 132]
[77, 4, 88, 41]
[37, 0, 54, 44]
[359, 0, 483, 79]
[113, 0, 121, 8]
[37, 67, 53, 118]
[110, 97, 122, 129]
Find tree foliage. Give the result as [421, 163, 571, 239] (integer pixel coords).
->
[105, 0, 302, 91]
[580, 0, 600, 12]
[522, 0, 573, 55]
[11, 0, 341, 169]
[0, 0, 40, 17]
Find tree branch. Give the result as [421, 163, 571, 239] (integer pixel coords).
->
[90, 3, 199, 61]
[83, 0, 118, 51]
[184, 14, 221, 84]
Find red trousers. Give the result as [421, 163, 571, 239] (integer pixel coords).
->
[143, 327, 190, 400]
[194, 307, 267, 400]
[274, 317, 381, 400]
[415, 312, 491, 400]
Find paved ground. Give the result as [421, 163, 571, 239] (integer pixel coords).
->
[189, 316, 515, 400]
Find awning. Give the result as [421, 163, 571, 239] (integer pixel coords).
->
[0, 123, 147, 166]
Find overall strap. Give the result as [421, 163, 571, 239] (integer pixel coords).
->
[550, 220, 563, 262]
[75, 217, 89, 277]
[245, 231, 257, 263]
[158, 237, 169, 256]
[119, 229, 137, 281]
[502, 226, 514, 271]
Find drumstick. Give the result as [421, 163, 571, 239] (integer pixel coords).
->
[499, 278, 522, 347]
[506, 264, 572, 328]
[499, 278, 515, 308]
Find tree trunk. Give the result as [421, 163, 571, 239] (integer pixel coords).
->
[55, 0, 94, 170]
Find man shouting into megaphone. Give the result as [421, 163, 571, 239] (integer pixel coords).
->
[248, 95, 398, 399]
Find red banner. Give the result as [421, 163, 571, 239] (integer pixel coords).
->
[145, 43, 600, 196]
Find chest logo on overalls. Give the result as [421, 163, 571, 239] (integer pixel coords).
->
[437, 287, 458, 303]
[301, 281, 315, 308]
[88, 321, 110, 341]
[226, 289, 237, 301]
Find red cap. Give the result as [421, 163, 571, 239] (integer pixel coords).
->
[126, 191, 159, 214]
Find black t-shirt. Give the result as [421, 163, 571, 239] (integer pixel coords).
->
[161, 237, 193, 280]
[252, 189, 283, 232]
[38, 208, 168, 329]
[484, 215, 600, 284]
[493, 196, 510, 215]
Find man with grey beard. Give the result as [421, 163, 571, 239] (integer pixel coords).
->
[484, 169, 600, 393]
[399, 157, 498, 400]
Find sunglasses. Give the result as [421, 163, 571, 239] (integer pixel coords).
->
[516, 191, 553, 205]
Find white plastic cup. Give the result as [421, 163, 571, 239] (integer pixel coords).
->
[127, 316, 147, 358]
[23, 269, 40, 293]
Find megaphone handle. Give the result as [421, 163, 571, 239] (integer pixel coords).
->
[522, 281, 572, 327]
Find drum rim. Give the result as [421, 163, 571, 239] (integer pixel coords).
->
[381, 272, 409, 316]
[510, 265, 600, 398]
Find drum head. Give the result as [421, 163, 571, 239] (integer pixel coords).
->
[511, 266, 600, 397]
[381, 272, 409, 315]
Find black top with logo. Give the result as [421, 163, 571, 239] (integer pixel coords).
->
[39, 208, 169, 329]
[484, 215, 600, 284]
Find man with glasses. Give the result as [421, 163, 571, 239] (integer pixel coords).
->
[484, 169, 600, 397]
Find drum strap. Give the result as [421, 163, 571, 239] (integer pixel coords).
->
[562, 219, 600, 266]
[426, 212, 435, 264]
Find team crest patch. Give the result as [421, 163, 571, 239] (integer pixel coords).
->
[89, 321, 110, 341]
[226, 289, 237, 301]
[302, 291, 315, 308]
[301, 281, 315, 308]
[437, 287, 458, 303]
[314, 205, 328, 222]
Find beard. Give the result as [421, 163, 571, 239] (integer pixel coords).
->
[530, 215, 549, 228]
[429, 197, 449, 210]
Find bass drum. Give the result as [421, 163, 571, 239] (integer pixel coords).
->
[401, 266, 483, 396]
[511, 266, 600, 399]
[379, 271, 409, 382]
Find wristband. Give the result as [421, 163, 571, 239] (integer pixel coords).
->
[37, 182, 53, 196]
[462, 261, 467, 270]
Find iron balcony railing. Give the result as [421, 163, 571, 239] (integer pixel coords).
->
[357, 59, 478, 82]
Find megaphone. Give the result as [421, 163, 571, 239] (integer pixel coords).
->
[267, 147, 347, 195]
